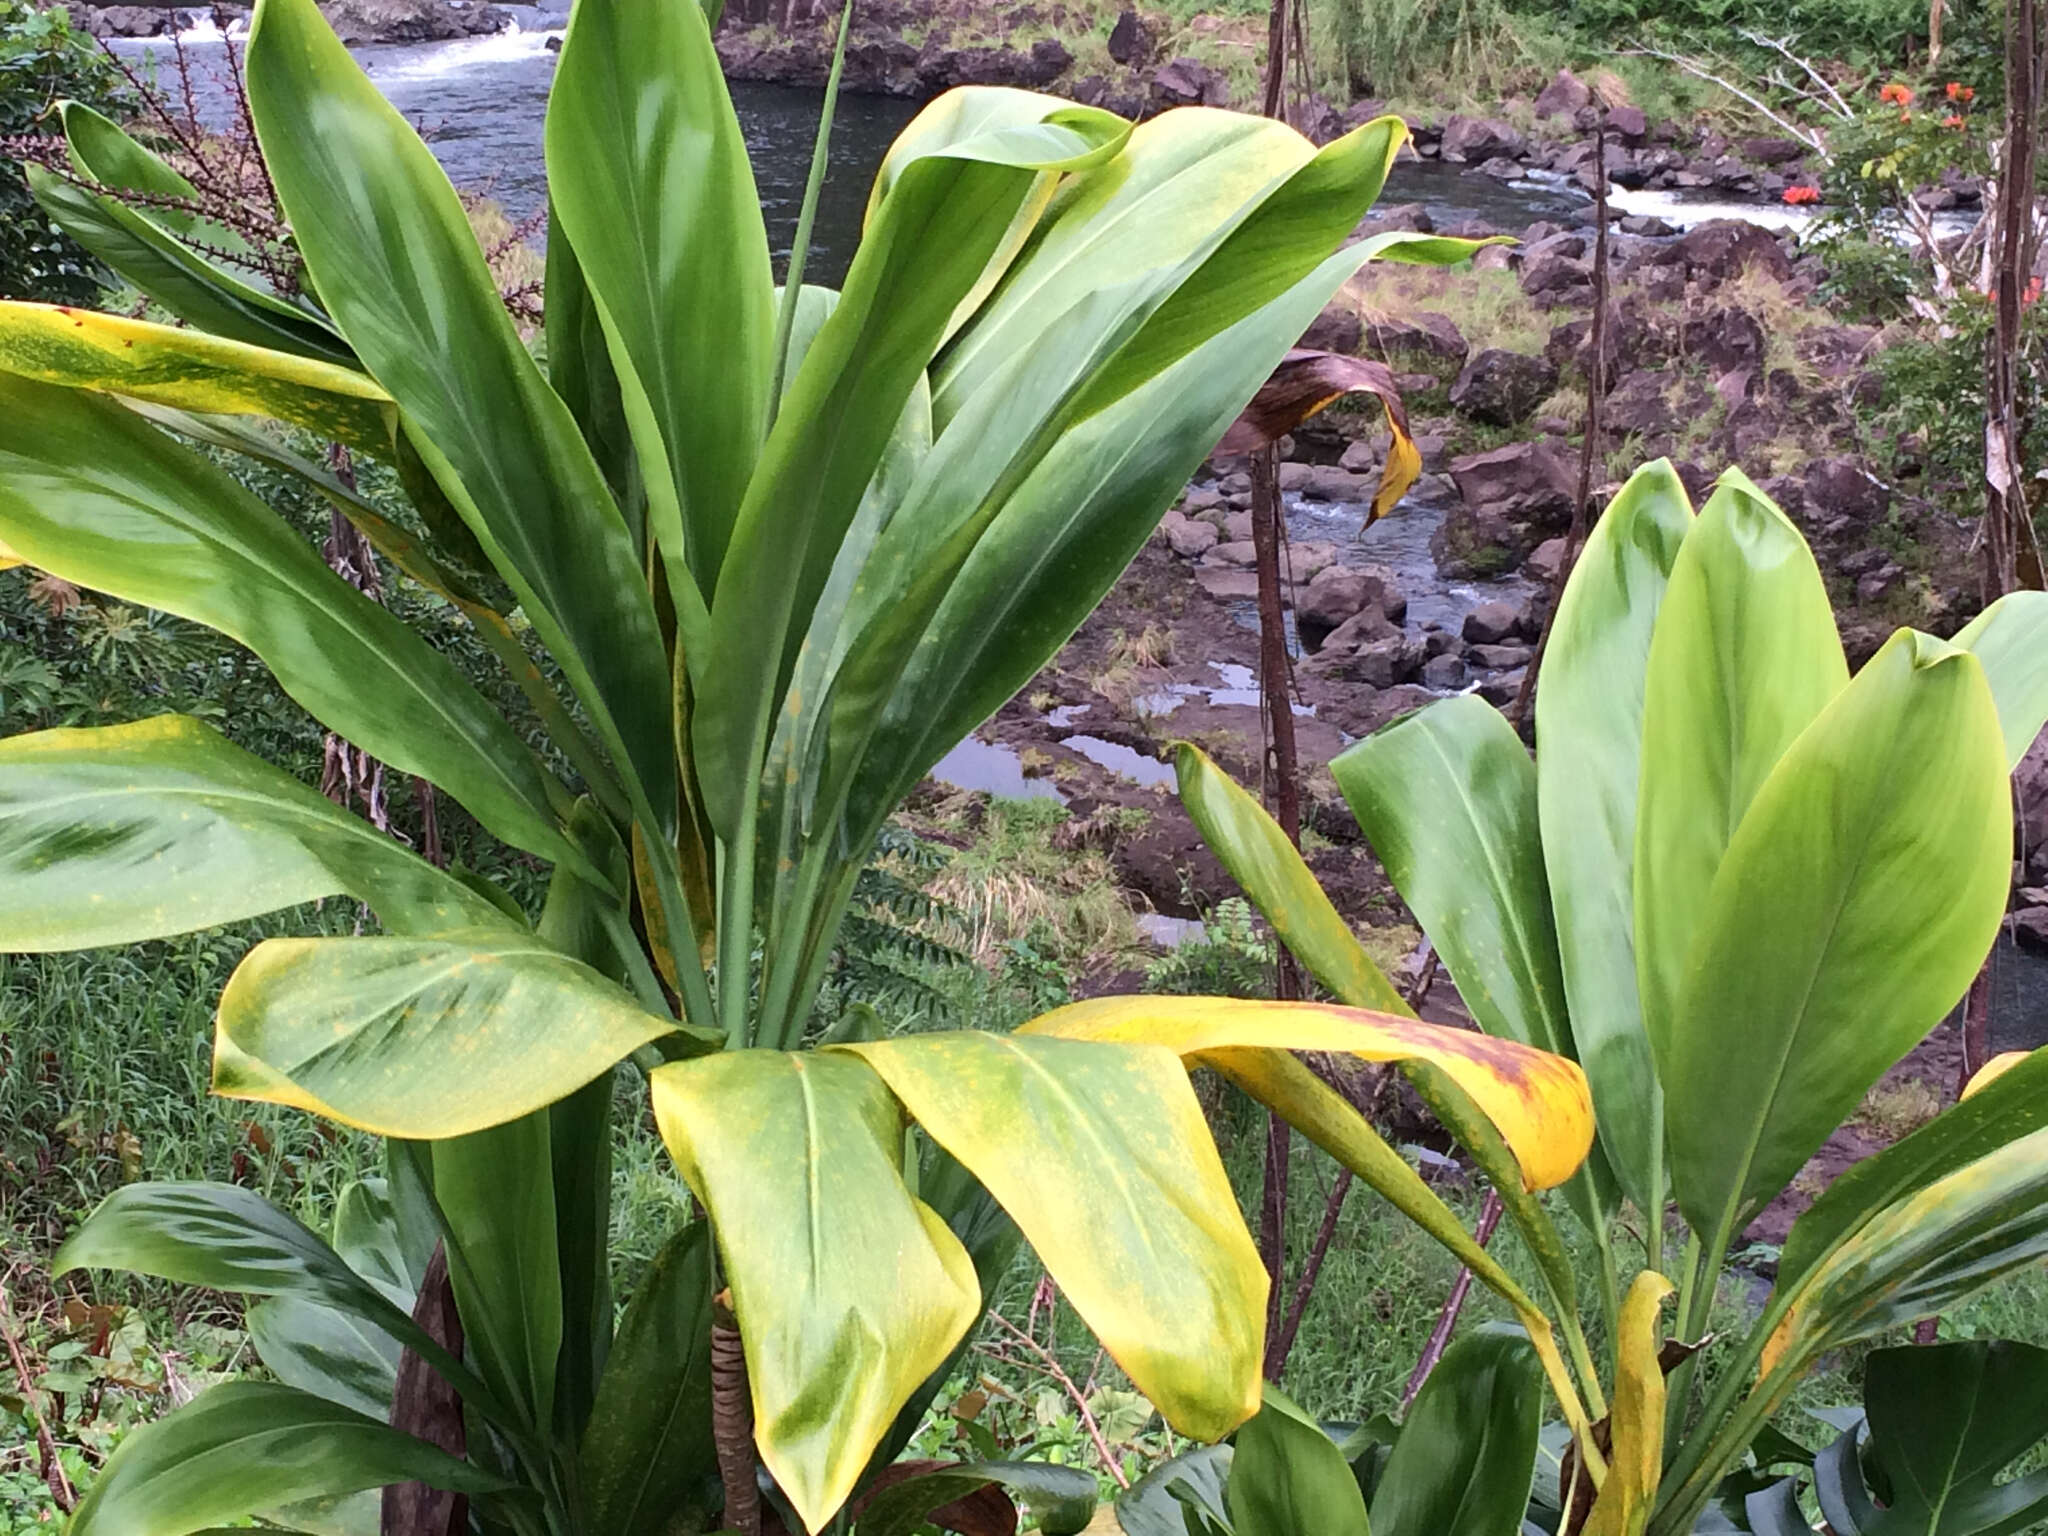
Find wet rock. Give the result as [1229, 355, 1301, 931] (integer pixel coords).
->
[1285, 540, 1343, 581]
[1804, 457, 1889, 525]
[1477, 156, 1524, 181]
[1152, 56, 1227, 107]
[1525, 537, 1569, 585]
[1439, 115, 1526, 164]
[1421, 652, 1469, 689]
[1462, 600, 1526, 645]
[1534, 68, 1591, 118]
[1209, 539, 1257, 567]
[1363, 311, 1468, 365]
[1436, 442, 1577, 577]
[1280, 463, 1375, 502]
[1525, 230, 1588, 262]
[84, 5, 174, 35]
[1683, 306, 1765, 374]
[1675, 219, 1792, 281]
[1194, 566, 1260, 601]
[1469, 642, 1535, 669]
[1298, 564, 1400, 636]
[1353, 634, 1427, 687]
[1619, 213, 1679, 237]
[1338, 439, 1378, 473]
[1300, 302, 1363, 355]
[1606, 104, 1649, 142]
[1477, 668, 1527, 707]
[1449, 348, 1559, 427]
[1182, 486, 1225, 515]
[1107, 8, 1155, 64]
[323, 0, 507, 42]
[1162, 512, 1218, 558]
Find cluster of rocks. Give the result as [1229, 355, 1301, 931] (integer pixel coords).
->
[63, 0, 508, 38]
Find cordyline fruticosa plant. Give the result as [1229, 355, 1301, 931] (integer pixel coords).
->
[0, 0, 1602, 1531]
[1164, 462, 2048, 1536]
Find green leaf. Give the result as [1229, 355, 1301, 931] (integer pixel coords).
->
[1634, 470, 1847, 1074]
[545, 0, 774, 599]
[854, 1460, 1099, 1536]
[1858, 1340, 2048, 1536]
[247, 1295, 400, 1421]
[1533, 459, 1692, 1212]
[649, 1049, 981, 1533]
[1174, 740, 1407, 1014]
[1226, 1386, 1370, 1536]
[1777, 1045, 2048, 1294]
[427, 1113, 564, 1442]
[841, 1030, 1264, 1444]
[0, 376, 587, 876]
[0, 716, 505, 950]
[691, 88, 1129, 840]
[26, 166, 354, 365]
[0, 300, 387, 450]
[57, 100, 243, 249]
[1119, 1445, 1234, 1536]
[66, 1381, 512, 1536]
[52, 1181, 501, 1424]
[579, 1220, 718, 1536]
[245, 0, 675, 829]
[1659, 629, 2011, 1244]
[1952, 589, 2048, 769]
[1369, 1328, 1543, 1536]
[212, 930, 704, 1137]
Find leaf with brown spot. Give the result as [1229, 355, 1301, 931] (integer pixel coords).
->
[1215, 348, 1419, 522]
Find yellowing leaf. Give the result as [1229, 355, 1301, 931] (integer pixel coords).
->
[1022, 996, 1594, 1192]
[0, 533, 19, 570]
[649, 1050, 979, 1534]
[1215, 348, 1420, 522]
[1582, 1272, 1674, 1536]
[1964, 1052, 2029, 1100]
[839, 1031, 1265, 1443]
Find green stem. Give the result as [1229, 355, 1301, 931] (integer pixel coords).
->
[645, 827, 718, 1033]
[598, 903, 674, 1017]
[717, 817, 758, 1046]
[766, 0, 856, 420]
[1650, 1359, 1801, 1536]
[1560, 1302, 1609, 1423]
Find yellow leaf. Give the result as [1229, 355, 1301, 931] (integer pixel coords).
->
[1582, 1272, 1675, 1536]
[1963, 1051, 2028, 1100]
[0, 533, 19, 570]
[1022, 995, 1594, 1191]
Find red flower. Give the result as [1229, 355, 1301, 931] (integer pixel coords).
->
[1879, 81, 1914, 105]
[1782, 184, 1821, 205]
[1947, 80, 1963, 99]
[1944, 113, 1965, 128]
[2028, 276, 2045, 308]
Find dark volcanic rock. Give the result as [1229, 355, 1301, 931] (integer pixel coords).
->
[1534, 68, 1591, 118]
[1151, 56, 1228, 106]
[322, 0, 506, 43]
[1449, 348, 1559, 427]
[1436, 443, 1577, 577]
[1439, 115, 1526, 164]
[1299, 302, 1363, 355]
[1675, 219, 1792, 281]
[1363, 311, 1468, 365]
[1106, 7, 1154, 64]
[1804, 456, 1890, 525]
[1683, 305, 1766, 375]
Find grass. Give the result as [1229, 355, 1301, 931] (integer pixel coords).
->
[1343, 264, 1553, 358]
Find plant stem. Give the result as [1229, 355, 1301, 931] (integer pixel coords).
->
[1270, 1168, 1352, 1379]
[767, 0, 855, 420]
[599, 904, 676, 1018]
[1402, 1188, 1503, 1409]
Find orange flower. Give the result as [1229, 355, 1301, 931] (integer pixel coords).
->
[1900, 110, 1912, 122]
[1879, 81, 1913, 105]
[1947, 80, 1963, 99]
[1943, 113, 1965, 128]
[1782, 184, 1821, 205]
[2028, 276, 2045, 308]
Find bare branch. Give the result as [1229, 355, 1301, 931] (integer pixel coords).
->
[1620, 43, 1829, 153]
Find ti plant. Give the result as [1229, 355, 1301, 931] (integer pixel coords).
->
[0, 0, 1604, 1531]
[1175, 461, 2048, 1536]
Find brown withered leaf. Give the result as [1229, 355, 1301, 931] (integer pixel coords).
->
[1216, 349, 1421, 525]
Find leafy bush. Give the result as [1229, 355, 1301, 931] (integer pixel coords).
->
[0, 0, 125, 301]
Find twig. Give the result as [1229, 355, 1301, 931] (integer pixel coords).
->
[0, 1277, 75, 1512]
[983, 1308, 1130, 1488]
[1400, 1188, 1504, 1411]
[1269, 1169, 1353, 1377]
[1735, 30, 1854, 120]
[1620, 44, 1828, 153]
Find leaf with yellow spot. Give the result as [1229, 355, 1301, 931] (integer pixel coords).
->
[0, 301, 393, 454]
[1581, 1272, 1674, 1536]
[648, 1049, 979, 1535]
[1022, 995, 1594, 1191]
[214, 932, 709, 1137]
[838, 1030, 1266, 1446]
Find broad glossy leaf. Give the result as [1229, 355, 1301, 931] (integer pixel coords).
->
[0, 376, 585, 875]
[1226, 1386, 1369, 1536]
[1952, 589, 2048, 769]
[246, 0, 674, 825]
[579, 1221, 718, 1536]
[1763, 1123, 2048, 1375]
[213, 930, 703, 1137]
[52, 1181, 497, 1421]
[0, 716, 504, 950]
[1533, 460, 1692, 1211]
[1814, 1426, 1880, 1535]
[0, 301, 389, 450]
[1634, 470, 1847, 1067]
[26, 166, 354, 365]
[649, 1049, 980, 1533]
[248, 1294, 400, 1421]
[692, 89, 1128, 838]
[431, 1114, 563, 1446]
[1024, 995, 1593, 1191]
[855, 1460, 1098, 1536]
[57, 100, 242, 249]
[1581, 1273, 1673, 1536]
[1660, 630, 2010, 1241]
[66, 1381, 511, 1536]
[842, 1030, 1263, 1442]
[1370, 1328, 1543, 1536]
[546, 0, 773, 598]
[1777, 1045, 2048, 1293]
[1174, 741, 1407, 1013]
[1117, 1446, 1233, 1536]
[1857, 1340, 2048, 1536]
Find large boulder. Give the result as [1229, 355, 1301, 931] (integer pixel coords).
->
[1675, 219, 1792, 281]
[1449, 348, 1559, 427]
[1436, 443, 1577, 577]
[1279, 463, 1375, 502]
[1683, 305, 1765, 375]
[1106, 8, 1155, 65]
[83, 5, 174, 35]
[1534, 68, 1591, 118]
[1160, 511, 1218, 558]
[1363, 311, 1469, 366]
[323, 0, 507, 43]
[1299, 302, 1363, 355]
[1521, 253, 1591, 299]
[1803, 456, 1890, 525]
[1151, 56, 1228, 107]
[1440, 115, 1527, 164]
[1603, 369, 1679, 436]
[1297, 563, 1403, 639]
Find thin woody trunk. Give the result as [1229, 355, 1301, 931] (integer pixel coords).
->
[712, 1291, 762, 1536]
[1983, 0, 2044, 600]
[382, 1245, 467, 1536]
